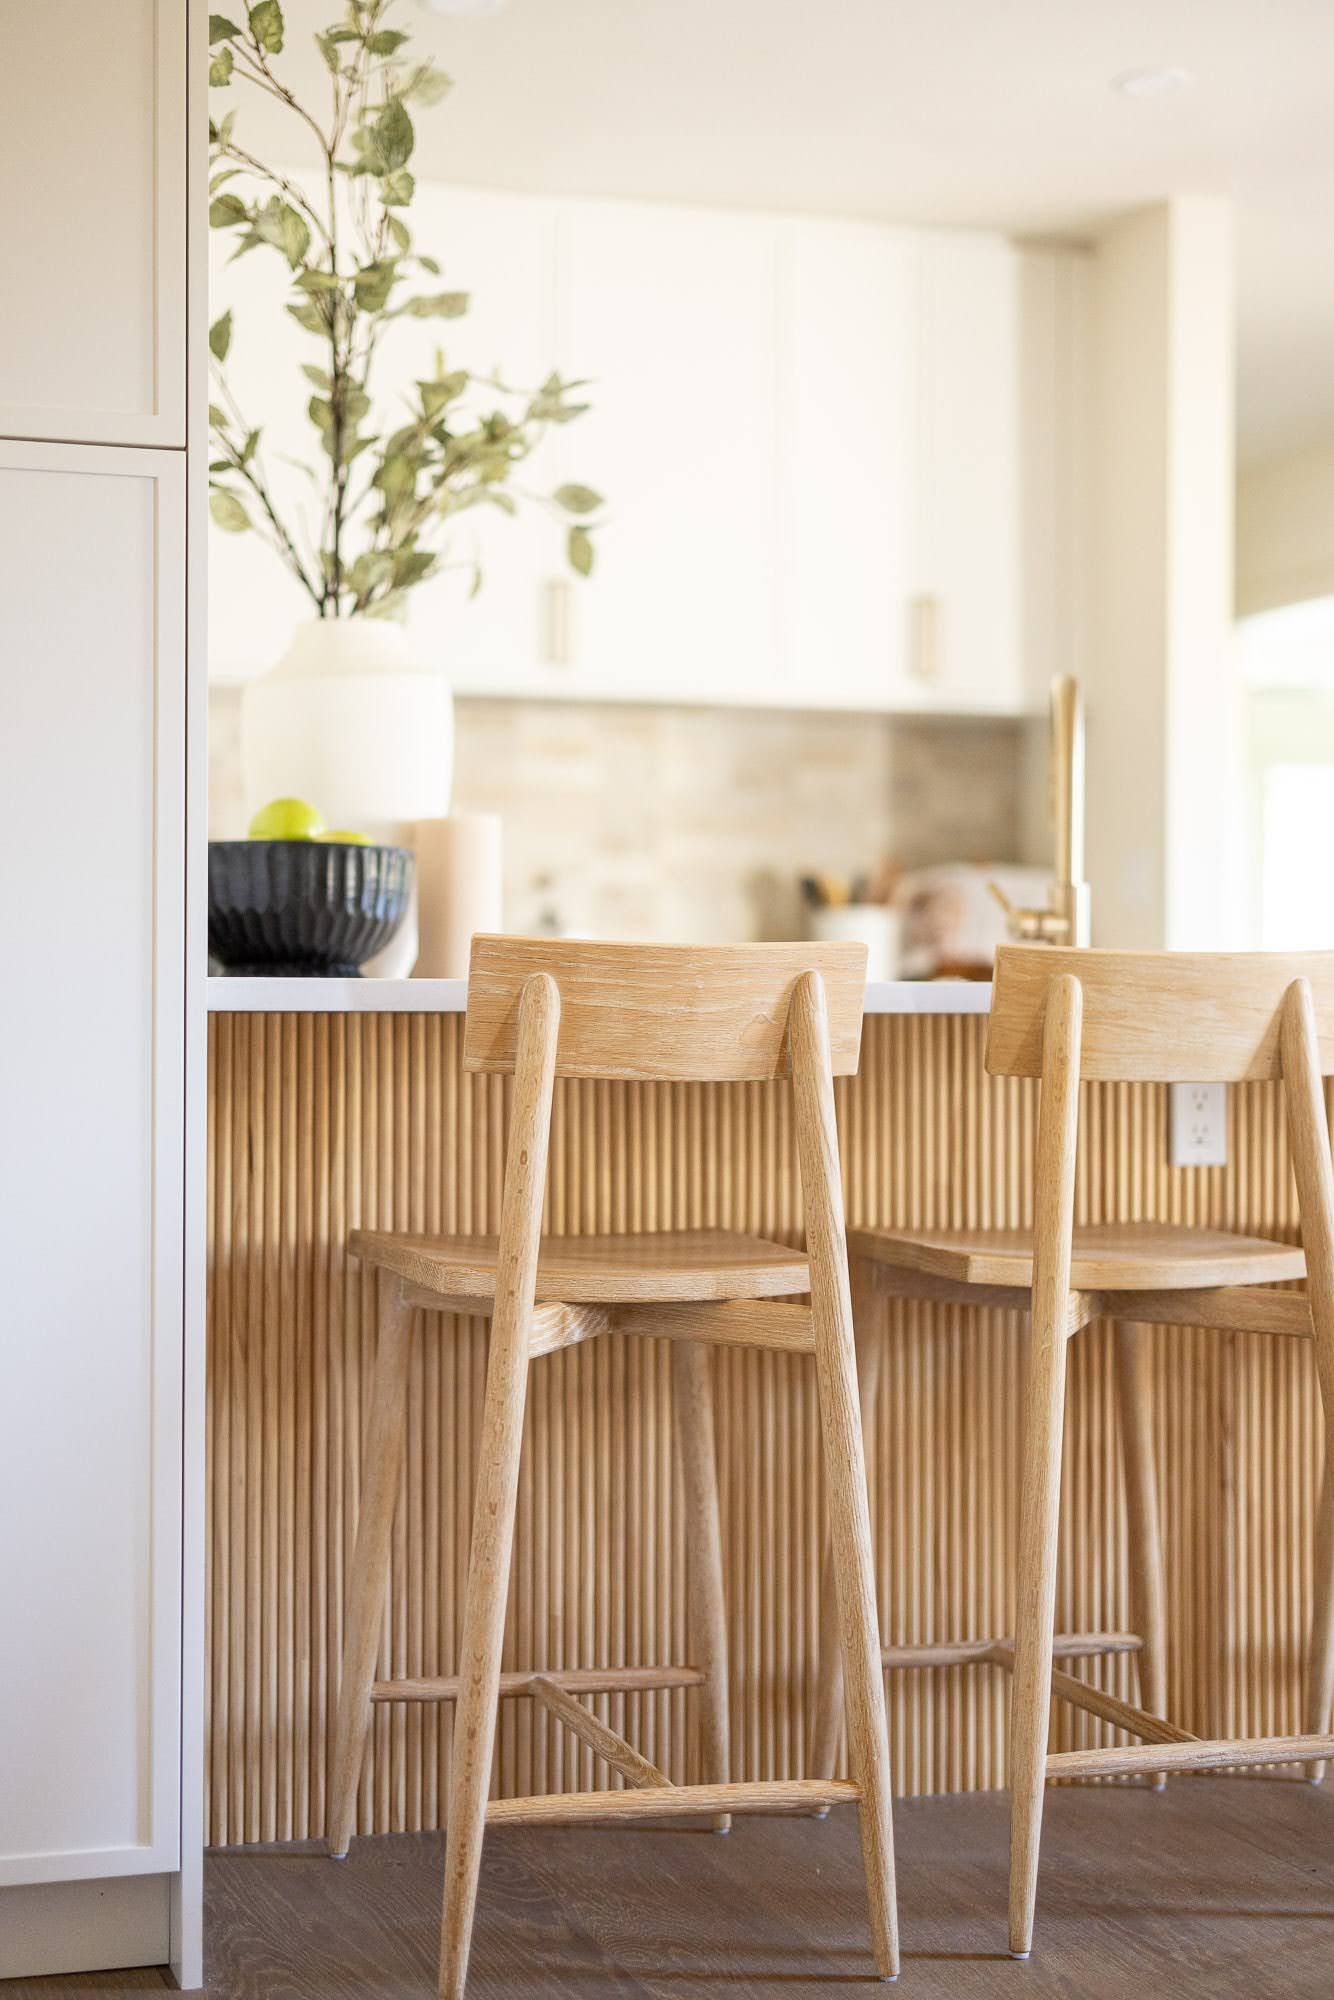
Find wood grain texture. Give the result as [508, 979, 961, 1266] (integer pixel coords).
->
[206, 1009, 1330, 1847]
[21, 1782, 1333, 2000]
[463, 935, 867, 1081]
[847, 1221, 1305, 1291]
[352, 1229, 811, 1305]
[988, 943, 1334, 1081]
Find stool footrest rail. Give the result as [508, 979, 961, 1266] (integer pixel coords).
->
[1047, 1733, 1334, 1781]
[486, 1778, 861, 1827]
[371, 1664, 705, 1703]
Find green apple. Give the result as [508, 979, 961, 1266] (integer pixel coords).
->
[317, 829, 372, 846]
[248, 796, 325, 841]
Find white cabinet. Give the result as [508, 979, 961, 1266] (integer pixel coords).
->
[0, 445, 185, 1893]
[393, 186, 563, 693]
[779, 221, 917, 710]
[909, 231, 1024, 713]
[556, 202, 782, 705]
[0, 1, 185, 446]
[209, 184, 1085, 721]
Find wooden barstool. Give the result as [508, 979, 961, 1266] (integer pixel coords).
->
[326, 935, 899, 1996]
[813, 943, 1334, 1960]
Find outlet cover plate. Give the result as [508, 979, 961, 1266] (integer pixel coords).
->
[1169, 1081, 1228, 1168]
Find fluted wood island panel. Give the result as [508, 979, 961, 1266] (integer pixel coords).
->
[206, 1007, 1321, 1847]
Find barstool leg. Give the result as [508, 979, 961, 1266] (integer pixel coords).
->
[672, 1341, 732, 1830]
[1113, 1321, 1168, 1791]
[1284, 979, 1334, 1780]
[1305, 1459, 1334, 1778]
[811, 1261, 884, 1787]
[438, 1315, 533, 2000]
[790, 974, 898, 1982]
[1007, 1304, 1069, 1957]
[327, 1282, 416, 1858]
[439, 968, 559, 2000]
[1008, 970, 1081, 1962]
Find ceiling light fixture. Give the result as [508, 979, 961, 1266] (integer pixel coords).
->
[1110, 66, 1194, 99]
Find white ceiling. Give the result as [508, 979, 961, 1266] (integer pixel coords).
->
[242, 0, 1334, 465]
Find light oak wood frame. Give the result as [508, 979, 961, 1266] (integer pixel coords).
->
[328, 937, 898, 1995]
[815, 945, 1334, 1959]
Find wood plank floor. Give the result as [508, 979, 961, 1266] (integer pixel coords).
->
[7, 1779, 1334, 1998]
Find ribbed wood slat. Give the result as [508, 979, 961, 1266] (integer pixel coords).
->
[205, 1012, 1322, 1846]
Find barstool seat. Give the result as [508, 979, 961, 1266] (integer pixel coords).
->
[847, 1220, 1304, 1292]
[350, 1225, 810, 1304]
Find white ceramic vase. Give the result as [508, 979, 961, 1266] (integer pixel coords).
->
[240, 616, 454, 977]
[239, 615, 453, 829]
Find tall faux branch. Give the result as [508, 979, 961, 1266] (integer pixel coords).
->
[207, 0, 601, 620]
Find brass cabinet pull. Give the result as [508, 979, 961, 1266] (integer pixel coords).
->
[543, 577, 574, 668]
[909, 593, 941, 681]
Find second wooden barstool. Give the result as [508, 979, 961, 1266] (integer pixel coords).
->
[326, 934, 898, 1996]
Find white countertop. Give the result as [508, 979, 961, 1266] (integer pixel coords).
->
[207, 976, 992, 1014]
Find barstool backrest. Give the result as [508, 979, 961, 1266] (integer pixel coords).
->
[464, 934, 868, 1082]
[987, 945, 1334, 1082]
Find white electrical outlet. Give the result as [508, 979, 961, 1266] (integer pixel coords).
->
[1169, 1082, 1227, 1167]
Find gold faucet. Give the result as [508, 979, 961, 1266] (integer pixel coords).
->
[990, 674, 1091, 947]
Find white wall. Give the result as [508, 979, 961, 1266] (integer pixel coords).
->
[1086, 198, 1239, 948]
[1237, 440, 1334, 617]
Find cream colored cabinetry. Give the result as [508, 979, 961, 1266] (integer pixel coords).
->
[0, 1, 185, 447]
[0, 2, 198, 1984]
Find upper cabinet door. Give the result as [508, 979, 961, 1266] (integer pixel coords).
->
[912, 232, 1024, 713]
[0, 1, 185, 447]
[400, 187, 563, 696]
[781, 221, 916, 711]
[558, 201, 781, 705]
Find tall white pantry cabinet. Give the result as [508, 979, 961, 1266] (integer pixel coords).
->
[0, 2, 206, 1986]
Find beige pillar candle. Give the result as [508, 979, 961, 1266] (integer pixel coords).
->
[412, 814, 504, 977]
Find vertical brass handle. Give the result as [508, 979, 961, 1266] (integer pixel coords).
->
[543, 578, 574, 668]
[910, 594, 941, 682]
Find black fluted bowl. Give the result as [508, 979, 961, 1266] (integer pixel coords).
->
[208, 840, 414, 977]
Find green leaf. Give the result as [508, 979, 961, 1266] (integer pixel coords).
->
[353, 259, 399, 312]
[402, 62, 451, 105]
[209, 310, 232, 361]
[314, 30, 341, 73]
[209, 13, 241, 42]
[380, 168, 414, 206]
[419, 372, 467, 417]
[209, 191, 247, 227]
[209, 46, 234, 85]
[301, 363, 332, 390]
[417, 253, 440, 275]
[568, 525, 594, 577]
[254, 196, 310, 270]
[368, 28, 410, 54]
[386, 214, 411, 252]
[208, 402, 230, 429]
[210, 488, 252, 533]
[375, 454, 416, 504]
[247, 1, 284, 53]
[296, 267, 339, 292]
[553, 482, 602, 517]
[374, 96, 414, 171]
[286, 298, 327, 335]
[392, 548, 437, 588]
[398, 290, 469, 319]
[241, 428, 261, 464]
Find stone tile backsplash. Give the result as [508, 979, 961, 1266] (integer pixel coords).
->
[209, 687, 1027, 943]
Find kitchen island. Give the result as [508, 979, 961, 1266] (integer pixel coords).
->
[206, 976, 1319, 1848]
